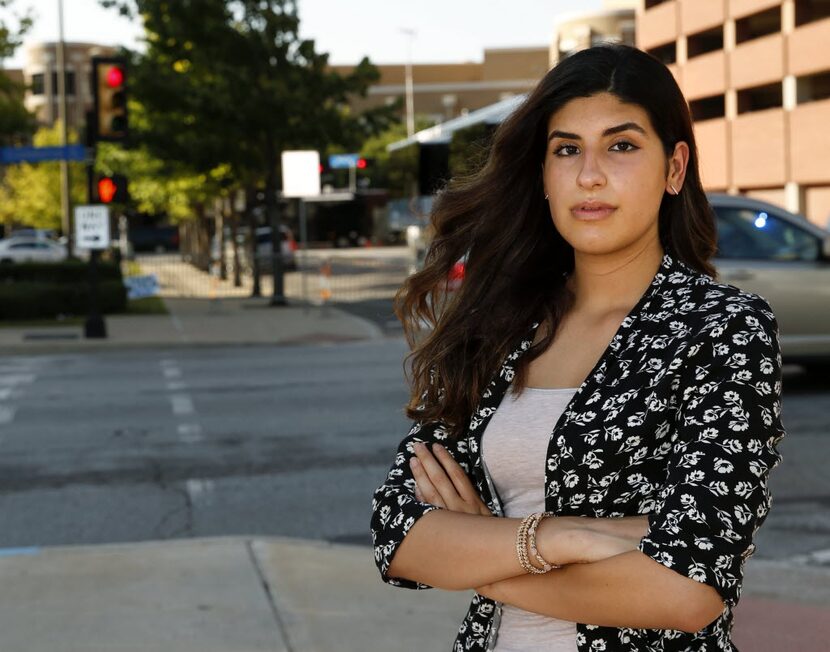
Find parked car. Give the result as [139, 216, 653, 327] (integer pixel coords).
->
[407, 193, 830, 368]
[128, 225, 180, 253]
[221, 224, 297, 276]
[0, 237, 67, 263]
[708, 193, 830, 370]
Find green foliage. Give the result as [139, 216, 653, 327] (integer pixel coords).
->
[99, 0, 394, 189]
[0, 0, 35, 145]
[0, 122, 87, 230]
[0, 259, 122, 283]
[0, 280, 127, 320]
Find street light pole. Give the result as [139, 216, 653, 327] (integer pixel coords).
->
[57, 0, 73, 258]
[399, 27, 416, 138]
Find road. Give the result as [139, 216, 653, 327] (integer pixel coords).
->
[0, 337, 829, 571]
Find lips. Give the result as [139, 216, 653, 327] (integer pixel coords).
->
[571, 201, 616, 220]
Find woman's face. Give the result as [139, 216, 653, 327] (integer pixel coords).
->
[542, 92, 687, 257]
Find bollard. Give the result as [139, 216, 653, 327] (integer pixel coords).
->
[319, 257, 332, 311]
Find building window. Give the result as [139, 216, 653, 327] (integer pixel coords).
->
[735, 7, 781, 45]
[795, 0, 830, 27]
[737, 82, 783, 114]
[689, 94, 725, 121]
[644, 0, 671, 9]
[687, 26, 723, 59]
[796, 69, 830, 104]
[50, 71, 76, 96]
[31, 73, 45, 95]
[646, 41, 677, 65]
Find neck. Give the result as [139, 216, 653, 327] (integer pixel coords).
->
[565, 234, 665, 317]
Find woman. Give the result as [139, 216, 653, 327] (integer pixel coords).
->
[370, 44, 786, 651]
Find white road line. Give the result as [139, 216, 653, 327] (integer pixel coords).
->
[170, 394, 194, 416]
[0, 406, 16, 425]
[163, 367, 182, 379]
[0, 374, 35, 386]
[177, 423, 203, 443]
[159, 359, 177, 368]
[166, 381, 187, 391]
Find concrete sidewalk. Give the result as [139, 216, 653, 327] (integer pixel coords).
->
[0, 536, 827, 652]
[0, 296, 384, 355]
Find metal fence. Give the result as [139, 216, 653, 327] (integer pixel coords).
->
[125, 248, 413, 304]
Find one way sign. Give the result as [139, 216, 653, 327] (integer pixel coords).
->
[74, 205, 111, 250]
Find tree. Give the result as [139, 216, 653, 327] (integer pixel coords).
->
[0, 0, 35, 145]
[99, 0, 400, 291]
[0, 122, 86, 230]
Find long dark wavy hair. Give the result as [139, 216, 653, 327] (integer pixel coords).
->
[394, 44, 718, 438]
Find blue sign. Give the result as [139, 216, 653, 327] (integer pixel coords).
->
[0, 144, 87, 164]
[328, 153, 360, 169]
[124, 274, 160, 300]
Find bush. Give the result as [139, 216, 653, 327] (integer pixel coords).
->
[0, 260, 122, 284]
[0, 281, 128, 320]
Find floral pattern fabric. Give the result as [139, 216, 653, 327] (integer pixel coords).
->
[370, 251, 786, 651]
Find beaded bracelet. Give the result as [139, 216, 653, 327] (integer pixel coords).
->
[528, 511, 560, 572]
[515, 512, 560, 574]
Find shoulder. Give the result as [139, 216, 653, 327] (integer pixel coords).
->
[672, 260, 778, 333]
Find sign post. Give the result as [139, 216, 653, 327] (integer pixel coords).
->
[74, 205, 110, 338]
[280, 151, 321, 308]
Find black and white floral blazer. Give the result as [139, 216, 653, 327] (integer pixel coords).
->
[371, 251, 786, 651]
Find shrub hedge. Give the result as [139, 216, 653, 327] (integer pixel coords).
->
[0, 261, 127, 320]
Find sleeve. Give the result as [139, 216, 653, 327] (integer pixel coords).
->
[636, 297, 786, 610]
[370, 416, 473, 590]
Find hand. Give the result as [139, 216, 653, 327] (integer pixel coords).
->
[409, 441, 492, 517]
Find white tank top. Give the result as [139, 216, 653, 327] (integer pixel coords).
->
[481, 383, 579, 652]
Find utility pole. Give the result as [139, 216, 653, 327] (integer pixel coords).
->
[57, 0, 73, 258]
[399, 27, 416, 138]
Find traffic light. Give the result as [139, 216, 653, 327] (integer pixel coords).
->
[92, 57, 128, 143]
[97, 174, 129, 204]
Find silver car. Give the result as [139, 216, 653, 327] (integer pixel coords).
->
[708, 193, 830, 371]
[0, 237, 67, 263]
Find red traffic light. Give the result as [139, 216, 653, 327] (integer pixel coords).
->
[98, 177, 117, 203]
[356, 158, 367, 169]
[97, 174, 128, 204]
[106, 65, 125, 88]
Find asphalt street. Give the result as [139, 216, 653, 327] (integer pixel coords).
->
[0, 338, 414, 549]
[0, 333, 829, 571]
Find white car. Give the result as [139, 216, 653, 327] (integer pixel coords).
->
[0, 237, 67, 263]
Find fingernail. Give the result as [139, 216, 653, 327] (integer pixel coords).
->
[434, 444, 444, 452]
[409, 457, 420, 468]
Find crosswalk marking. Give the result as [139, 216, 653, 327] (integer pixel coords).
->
[0, 406, 17, 425]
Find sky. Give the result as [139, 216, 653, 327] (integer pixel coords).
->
[1, 0, 603, 68]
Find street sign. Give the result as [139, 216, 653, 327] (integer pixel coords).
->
[328, 153, 360, 169]
[281, 150, 321, 198]
[74, 205, 111, 250]
[0, 144, 86, 164]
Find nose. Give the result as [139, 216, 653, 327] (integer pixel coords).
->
[576, 150, 606, 190]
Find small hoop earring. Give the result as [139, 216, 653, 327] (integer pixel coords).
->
[669, 184, 679, 195]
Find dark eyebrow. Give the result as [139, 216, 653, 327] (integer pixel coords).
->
[547, 121, 647, 142]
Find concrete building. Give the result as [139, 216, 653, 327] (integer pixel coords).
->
[550, 0, 637, 66]
[637, 0, 830, 227]
[330, 46, 549, 124]
[22, 41, 117, 134]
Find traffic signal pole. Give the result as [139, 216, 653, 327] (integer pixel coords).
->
[83, 110, 106, 339]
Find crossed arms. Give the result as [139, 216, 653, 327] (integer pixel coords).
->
[387, 441, 725, 634]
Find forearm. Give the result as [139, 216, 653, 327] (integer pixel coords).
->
[476, 549, 724, 633]
[387, 510, 532, 590]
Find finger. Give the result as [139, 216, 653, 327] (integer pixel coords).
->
[413, 443, 462, 509]
[432, 444, 482, 505]
[409, 456, 446, 508]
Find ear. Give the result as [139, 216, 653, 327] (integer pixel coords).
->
[666, 141, 690, 194]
